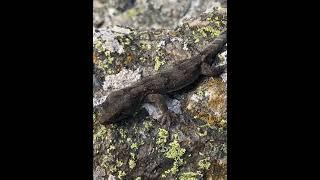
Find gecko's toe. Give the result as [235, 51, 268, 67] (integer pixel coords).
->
[160, 111, 178, 128]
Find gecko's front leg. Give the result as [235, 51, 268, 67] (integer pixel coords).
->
[146, 94, 176, 127]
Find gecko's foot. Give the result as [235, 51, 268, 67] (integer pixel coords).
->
[160, 111, 177, 128]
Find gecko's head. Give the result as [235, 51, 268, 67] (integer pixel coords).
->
[98, 91, 134, 125]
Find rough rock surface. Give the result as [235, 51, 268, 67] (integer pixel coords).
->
[93, 1, 227, 179]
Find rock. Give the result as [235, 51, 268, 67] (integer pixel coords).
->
[93, 2, 227, 179]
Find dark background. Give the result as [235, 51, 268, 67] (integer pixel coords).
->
[0, 0, 317, 179]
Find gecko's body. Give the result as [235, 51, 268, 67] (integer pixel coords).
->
[98, 30, 227, 125]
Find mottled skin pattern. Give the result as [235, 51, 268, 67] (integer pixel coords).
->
[99, 30, 227, 125]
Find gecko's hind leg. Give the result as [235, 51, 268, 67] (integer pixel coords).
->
[201, 62, 226, 77]
[146, 94, 176, 127]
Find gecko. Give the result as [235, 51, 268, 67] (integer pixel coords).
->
[96, 29, 227, 126]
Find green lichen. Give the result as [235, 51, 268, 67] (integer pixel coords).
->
[154, 56, 166, 71]
[163, 134, 186, 175]
[117, 170, 126, 179]
[116, 159, 124, 167]
[198, 158, 211, 170]
[127, 8, 141, 17]
[140, 41, 152, 50]
[107, 69, 115, 75]
[143, 120, 153, 130]
[197, 127, 207, 137]
[198, 26, 221, 38]
[109, 165, 117, 173]
[124, 38, 131, 45]
[139, 57, 146, 62]
[118, 128, 127, 139]
[179, 172, 199, 180]
[94, 40, 104, 52]
[156, 128, 169, 146]
[192, 31, 201, 43]
[196, 90, 205, 97]
[165, 134, 186, 159]
[106, 145, 116, 153]
[94, 125, 107, 141]
[194, 37, 200, 43]
[129, 159, 136, 169]
[130, 142, 139, 150]
[127, 138, 132, 143]
[130, 152, 136, 159]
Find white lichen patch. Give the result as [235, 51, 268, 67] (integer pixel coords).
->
[183, 42, 189, 51]
[93, 28, 124, 54]
[93, 92, 108, 107]
[93, 166, 106, 180]
[143, 98, 182, 120]
[103, 68, 141, 91]
[93, 68, 142, 107]
[157, 40, 166, 48]
[170, 37, 183, 43]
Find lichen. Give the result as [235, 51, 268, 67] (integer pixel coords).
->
[118, 128, 127, 139]
[93, 124, 107, 142]
[197, 26, 220, 38]
[130, 142, 139, 150]
[116, 159, 124, 167]
[179, 172, 200, 180]
[129, 159, 136, 169]
[117, 170, 126, 179]
[154, 56, 166, 71]
[143, 120, 153, 131]
[163, 134, 186, 175]
[197, 127, 207, 137]
[156, 128, 169, 146]
[198, 158, 211, 170]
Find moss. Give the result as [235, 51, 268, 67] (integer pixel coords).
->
[179, 172, 199, 180]
[156, 128, 169, 146]
[198, 158, 211, 170]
